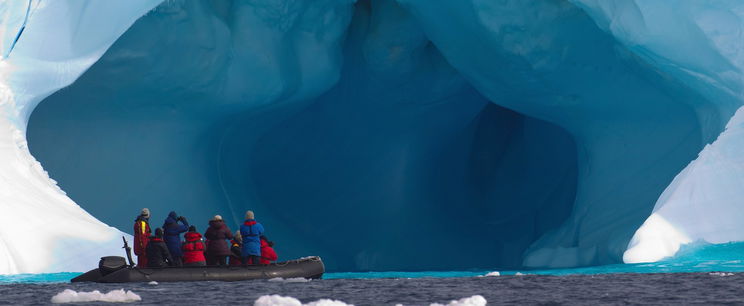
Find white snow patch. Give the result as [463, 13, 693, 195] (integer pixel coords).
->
[254, 295, 351, 306]
[478, 271, 499, 277]
[50, 289, 141, 303]
[268, 277, 311, 283]
[430, 295, 487, 306]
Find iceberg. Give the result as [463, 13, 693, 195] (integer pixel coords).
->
[1, 0, 744, 274]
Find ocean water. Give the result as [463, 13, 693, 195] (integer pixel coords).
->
[2, 242, 744, 305]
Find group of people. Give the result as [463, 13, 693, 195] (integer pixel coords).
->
[132, 208, 277, 268]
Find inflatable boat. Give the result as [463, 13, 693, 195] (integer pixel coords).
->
[71, 256, 325, 283]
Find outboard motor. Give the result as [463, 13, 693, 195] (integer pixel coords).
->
[99, 256, 128, 276]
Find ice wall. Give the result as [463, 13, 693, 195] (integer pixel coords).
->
[567, 0, 744, 263]
[0, 0, 161, 274]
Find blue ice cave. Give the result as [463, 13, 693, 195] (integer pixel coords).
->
[25, 0, 726, 272]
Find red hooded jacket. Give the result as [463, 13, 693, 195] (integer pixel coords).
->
[260, 239, 278, 265]
[182, 232, 206, 264]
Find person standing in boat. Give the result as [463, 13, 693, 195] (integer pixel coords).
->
[182, 225, 206, 266]
[163, 211, 189, 266]
[133, 208, 151, 268]
[240, 210, 264, 265]
[146, 228, 174, 268]
[204, 215, 233, 266]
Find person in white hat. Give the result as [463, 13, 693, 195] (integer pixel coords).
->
[133, 208, 151, 267]
[240, 210, 265, 265]
[204, 214, 233, 266]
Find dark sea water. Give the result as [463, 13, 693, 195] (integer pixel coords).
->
[4, 242, 744, 305]
[1, 272, 743, 305]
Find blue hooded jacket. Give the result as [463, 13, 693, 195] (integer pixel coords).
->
[240, 219, 264, 256]
[163, 211, 189, 257]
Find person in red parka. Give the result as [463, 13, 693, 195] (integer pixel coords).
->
[204, 215, 233, 266]
[182, 226, 206, 266]
[259, 235, 278, 265]
[133, 208, 151, 268]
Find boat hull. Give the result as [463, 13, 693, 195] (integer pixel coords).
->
[71, 256, 324, 283]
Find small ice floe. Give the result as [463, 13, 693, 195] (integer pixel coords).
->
[478, 271, 500, 277]
[254, 294, 352, 306]
[515, 272, 525, 276]
[268, 277, 311, 283]
[50, 289, 141, 303]
[430, 295, 487, 306]
[709, 272, 734, 276]
[148, 281, 159, 285]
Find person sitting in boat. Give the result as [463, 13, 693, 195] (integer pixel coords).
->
[163, 211, 189, 266]
[204, 215, 233, 266]
[229, 231, 242, 266]
[146, 228, 174, 268]
[133, 208, 151, 268]
[259, 235, 278, 265]
[182, 225, 206, 266]
[240, 210, 264, 266]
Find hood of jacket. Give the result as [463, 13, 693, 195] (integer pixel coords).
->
[164, 215, 177, 226]
[209, 219, 225, 229]
[184, 232, 202, 242]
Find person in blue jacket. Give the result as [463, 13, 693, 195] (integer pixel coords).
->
[240, 210, 264, 265]
[163, 211, 189, 266]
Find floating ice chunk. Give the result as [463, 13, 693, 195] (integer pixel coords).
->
[254, 295, 352, 306]
[268, 277, 311, 283]
[305, 299, 353, 306]
[50, 289, 141, 303]
[430, 295, 487, 306]
[148, 281, 158, 285]
[479, 271, 499, 277]
[255, 295, 302, 306]
[709, 272, 734, 276]
[515, 272, 525, 276]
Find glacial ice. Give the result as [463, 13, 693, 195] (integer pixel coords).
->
[0, 0, 160, 274]
[625, 106, 744, 263]
[1, 0, 744, 274]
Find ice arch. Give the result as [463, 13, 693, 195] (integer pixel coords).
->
[3, 0, 743, 273]
[29, 0, 578, 272]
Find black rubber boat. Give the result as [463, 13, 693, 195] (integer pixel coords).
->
[72, 256, 324, 283]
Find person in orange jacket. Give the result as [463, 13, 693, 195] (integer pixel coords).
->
[259, 235, 278, 265]
[133, 208, 151, 268]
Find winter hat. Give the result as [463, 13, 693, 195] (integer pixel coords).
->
[168, 211, 178, 219]
[155, 228, 164, 238]
[189, 225, 197, 232]
[212, 215, 222, 221]
[245, 210, 255, 220]
[140, 208, 150, 218]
